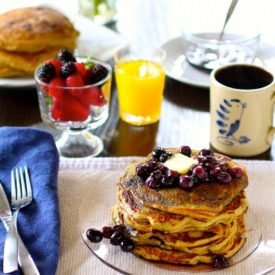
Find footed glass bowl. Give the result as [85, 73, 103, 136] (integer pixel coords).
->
[35, 57, 112, 158]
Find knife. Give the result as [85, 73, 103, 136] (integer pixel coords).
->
[0, 183, 40, 275]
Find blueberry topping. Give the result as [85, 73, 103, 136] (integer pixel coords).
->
[135, 146, 245, 190]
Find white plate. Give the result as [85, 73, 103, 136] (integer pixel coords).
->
[161, 37, 275, 88]
[0, 9, 127, 88]
[0, 77, 35, 88]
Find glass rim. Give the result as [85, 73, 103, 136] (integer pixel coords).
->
[182, 31, 261, 45]
[34, 57, 112, 89]
[113, 47, 166, 64]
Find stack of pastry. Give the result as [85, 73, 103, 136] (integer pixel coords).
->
[112, 147, 249, 266]
[0, 6, 79, 77]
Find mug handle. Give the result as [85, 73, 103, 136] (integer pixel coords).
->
[267, 92, 275, 143]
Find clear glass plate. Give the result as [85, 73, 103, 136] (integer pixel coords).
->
[78, 182, 265, 275]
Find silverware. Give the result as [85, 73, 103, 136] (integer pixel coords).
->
[219, 0, 239, 40]
[0, 183, 39, 274]
[2, 167, 37, 274]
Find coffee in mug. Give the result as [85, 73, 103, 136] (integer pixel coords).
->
[210, 63, 275, 157]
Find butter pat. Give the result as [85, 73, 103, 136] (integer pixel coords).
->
[164, 153, 198, 174]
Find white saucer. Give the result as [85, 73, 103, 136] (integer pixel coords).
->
[161, 37, 275, 88]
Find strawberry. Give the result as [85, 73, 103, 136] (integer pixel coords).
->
[47, 59, 62, 76]
[51, 93, 90, 121]
[48, 77, 65, 97]
[83, 68, 93, 85]
[38, 49, 110, 123]
[65, 75, 84, 97]
[90, 87, 106, 106]
[77, 87, 106, 106]
[51, 98, 63, 120]
[76, 87, 94, 105]
[74, 62, 87, 77]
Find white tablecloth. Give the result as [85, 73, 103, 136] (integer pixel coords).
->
[55, 157, 275, 275]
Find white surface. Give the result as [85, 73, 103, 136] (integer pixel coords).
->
[115, 0, 275, 88]
[116, 0, 275, 49]
[56, 157, 275, 275]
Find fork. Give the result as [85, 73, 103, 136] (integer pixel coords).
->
[3, 166, 33, 273]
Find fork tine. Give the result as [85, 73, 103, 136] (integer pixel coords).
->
[14, 169, 19, 201]
[24, 166, 32, 198]
[19, 167, 27, 198]
[11, 170, 16, 201]
[15, 168, 21, 200]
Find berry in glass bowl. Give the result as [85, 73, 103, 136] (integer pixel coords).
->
[34, 49, 112, 158]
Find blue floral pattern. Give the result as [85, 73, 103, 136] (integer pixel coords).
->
[216, 98, 251, 146]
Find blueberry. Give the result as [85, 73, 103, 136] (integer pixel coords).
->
[86, 228, 103, 243]
[110, 231, 124, 246]
[120, 238, 135, 252]
[178, 145, 191, 157]
[213, 255, 229, 269]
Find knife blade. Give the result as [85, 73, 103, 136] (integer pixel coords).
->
[0, 183, 40, 275]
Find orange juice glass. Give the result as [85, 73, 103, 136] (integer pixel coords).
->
[114, 48, 166, 125]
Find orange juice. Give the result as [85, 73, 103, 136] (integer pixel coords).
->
[115, 59, 165, 125]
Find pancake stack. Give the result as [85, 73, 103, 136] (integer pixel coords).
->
[0, 6, 79, 77]
[112, 147, 249, 266]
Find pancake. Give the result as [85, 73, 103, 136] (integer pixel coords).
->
[113, 187, 248, 232]
[0, 6, 79, 53]
[119, 149, 248, 215]
[111, 146, 249, 266]
[0, 67, 27, 78]
[132, 217, 246, 265]
[0, 47, 62, 76]
[0, 6, 79, 77]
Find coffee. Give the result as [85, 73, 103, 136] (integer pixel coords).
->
[215, 65, 273, 89]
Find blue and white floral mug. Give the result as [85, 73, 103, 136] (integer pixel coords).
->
[210, 63, 275, 157]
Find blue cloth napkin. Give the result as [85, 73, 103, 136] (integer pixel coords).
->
[0, 127, 60, 275]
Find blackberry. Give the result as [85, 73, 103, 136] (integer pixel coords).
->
[60, 62, 77, 78]
[90, 64, 108, 84]
[57, 48, 76, 63]
[38, 63, 56, 83]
